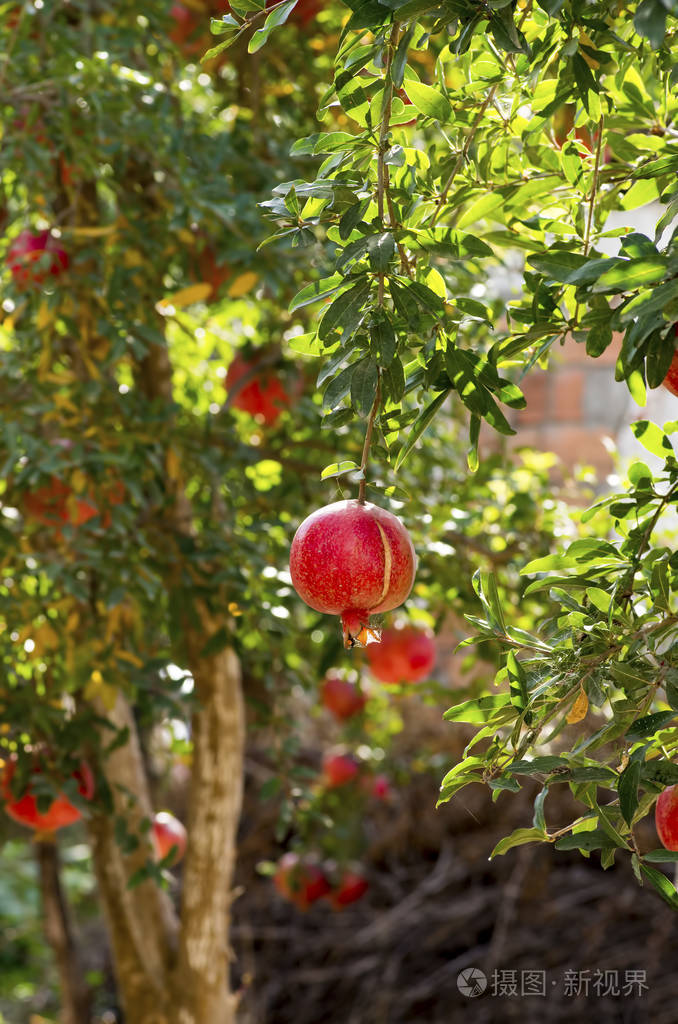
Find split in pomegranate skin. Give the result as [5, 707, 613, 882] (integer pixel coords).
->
[2, 757, 94, 832]
[655, 785, 678, 851]
[367, 625, 436, 685]
[289, 500, 417, 647]
[662, 326, 678, 396]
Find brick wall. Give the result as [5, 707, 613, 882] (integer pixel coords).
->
[509, 333, 675, 481]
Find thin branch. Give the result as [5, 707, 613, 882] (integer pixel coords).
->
[430, 86, 498, 229]
[358, 378, 382, 504]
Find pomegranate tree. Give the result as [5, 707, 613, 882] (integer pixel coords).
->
[2, 757, 94, 832]
[321, 674, 366, 721]
[152, 810, 187, 865]
[274, 852, 330, 910]
[7, 229, 68, 288]
[366, 624, 436, 684]
[289, 499, 416, 646]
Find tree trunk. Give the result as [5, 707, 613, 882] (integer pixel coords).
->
[36, 839, 92, 1024]
[170, 634, 245, 1024]
[86, 695, 178, 1024]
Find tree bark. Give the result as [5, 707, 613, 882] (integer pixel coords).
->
[170, 633, 245, 1024]
[36, 839, 92, 1024]
[86, 694, 178, 1024]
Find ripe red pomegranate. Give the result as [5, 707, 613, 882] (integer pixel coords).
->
[169, 1, 207, 55]
[274, 852, 330, 910]
[655, 785, 678, 850]
[321, 674, 366, 721]
[367, 624, 436, 684]
[24, 476, 125, 529]
[328, 869, 369, 909]
[2, 757, 94, 832]
[152, 811, 187, 865]
[662, 326, 678, 396]
[8, 230, 69, 288]
[289, 500, 416, 647]
[322, 752, 359, 788]
[225, 351, 293, 425]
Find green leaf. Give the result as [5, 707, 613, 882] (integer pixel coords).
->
[627, 710, 678, 739]
[505, 757, 568, 776]
[643, 849, 678, 863]
[443, 694, 511, 723]
[641, 760, 678, 786]
[249, 0, 297, 53]
[402, 80, 452, 122]
[320, 461, 359, 481]
[630, 420, 675, 460]
[640, 863, 678, 909]
[634, 0, 668, 49]
[394, 390, 449, 471]
[391, 25, 415, 89]
[323, 363, 356, 409]
[594, 257, 667, 293]
[618, 760, 642, 827]
[370, 318, 397, 367]
[555, 829, 617, 852]
[350, 358, 379, 417]
[367, 232, 395, 273]
[289, 274, 344, 313]
[490, 827, 547, 859]
[318, 279, 371, 344]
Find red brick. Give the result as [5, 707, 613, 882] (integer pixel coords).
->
[515, 371, 549, 425]
[552, 369, 585, 422]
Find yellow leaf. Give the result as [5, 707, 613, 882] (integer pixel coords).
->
[70, 469, 88, 494]
[32, 622, 60, 654]
[67, 224, 117, 238]
[227, 272, 258, 298]
[116, 649, 144, 668]
[177, 228, 197, 246]
[123, 250, 144, 268]
[36, 302, 54, 331]
[566, 688, 589, 725]
[66, 610, 80, 634]
[157, 283, 213, 311]
[227, 602, 242, 617]
[166, 447, 182, 482]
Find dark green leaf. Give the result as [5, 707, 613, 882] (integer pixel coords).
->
[350, 358, 379, 417]
[618, 760, 642, 826]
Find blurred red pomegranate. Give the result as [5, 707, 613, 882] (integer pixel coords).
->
[367, 625, 436, 684]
